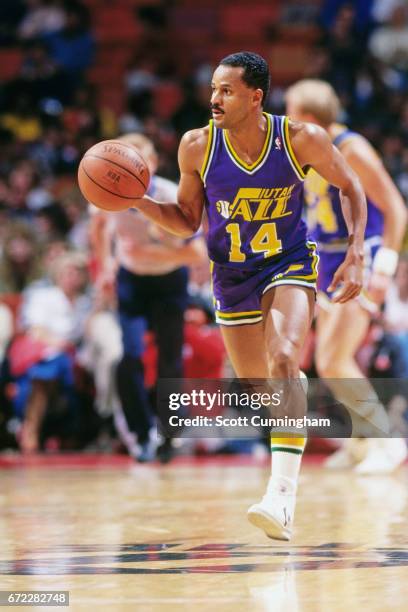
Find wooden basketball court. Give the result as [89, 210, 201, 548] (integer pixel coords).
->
[0, 454, 407, 610]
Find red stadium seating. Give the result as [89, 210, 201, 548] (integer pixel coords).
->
[0, 48, 23, 81]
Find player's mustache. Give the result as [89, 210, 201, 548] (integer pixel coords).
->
[211, 105, 224, 113]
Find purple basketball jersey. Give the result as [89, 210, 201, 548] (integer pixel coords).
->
[201, 114, 309, 269]
[304, 125, 384, 245]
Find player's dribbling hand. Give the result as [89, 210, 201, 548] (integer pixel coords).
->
[328, 251, 364, 303]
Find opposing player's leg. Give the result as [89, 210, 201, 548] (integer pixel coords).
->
[247, 285, 315, 540]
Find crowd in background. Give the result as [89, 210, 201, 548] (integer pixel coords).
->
[0, 0, 407, 456]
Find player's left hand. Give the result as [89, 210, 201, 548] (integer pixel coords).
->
[328, 250, 364, 303]
[366, 271, 391, 306]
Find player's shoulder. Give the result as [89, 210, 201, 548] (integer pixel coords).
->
[180, 126, 211, 151]
[288, 119, 327, 143]
[337, 131, 376, 158]
[330, 124, 380, 166]
[179, 125, 212, 170]
[288, 120, 330, 162]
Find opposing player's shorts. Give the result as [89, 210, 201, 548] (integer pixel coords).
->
[317, 236, 381, 312]
[211, 241, 319, 326]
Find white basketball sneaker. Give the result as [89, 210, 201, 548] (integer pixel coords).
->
[324, 438, 370, 469]
[355, 438, 408, 475]
[247, 476, 296, 541]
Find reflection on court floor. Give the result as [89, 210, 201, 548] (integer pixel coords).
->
[0, 455, 407, 611]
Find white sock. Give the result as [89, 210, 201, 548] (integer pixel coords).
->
[270, 435, 307, 492]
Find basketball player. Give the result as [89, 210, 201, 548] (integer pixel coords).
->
[129, 52, 367, 540]
[286, 79, 408, 474]
[92, 134, 206, 462]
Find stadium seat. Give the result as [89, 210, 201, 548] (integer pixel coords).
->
[0, 48, 23, 81]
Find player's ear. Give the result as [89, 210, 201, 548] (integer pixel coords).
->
[253, 88, 264, 108]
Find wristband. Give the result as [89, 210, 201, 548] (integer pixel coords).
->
[372, 247, 398, 276]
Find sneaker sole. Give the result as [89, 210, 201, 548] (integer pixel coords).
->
[247, 506, 291, 541]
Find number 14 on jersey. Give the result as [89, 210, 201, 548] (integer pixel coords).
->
[226, 222, 282, 263]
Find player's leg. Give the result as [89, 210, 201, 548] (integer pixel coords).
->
[150, 269, 188, 379]
[115, 267, 155, 461]
[20, 379, 52, 453]
[315, 301, 372, 467]
[248, 285, 315, 540]
[315, 299, 370, 378]
[315, 301, 398, 472]
[220, 323, 269, 379]
[20, 354, 74, 453]
[150, 270, 188, 462]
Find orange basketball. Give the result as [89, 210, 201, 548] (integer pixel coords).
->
[77, 139, 150, 211]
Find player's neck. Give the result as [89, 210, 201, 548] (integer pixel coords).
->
[225, 112, 268, 164]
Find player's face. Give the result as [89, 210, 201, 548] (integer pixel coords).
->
[210, 65, 262, 129]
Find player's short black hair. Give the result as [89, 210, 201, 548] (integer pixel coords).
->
[219, 51, 270, 107]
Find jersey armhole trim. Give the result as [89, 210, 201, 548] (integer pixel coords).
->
[282, 116, 307, 181]
[200, 120, 216, 185]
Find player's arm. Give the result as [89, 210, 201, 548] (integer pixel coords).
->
[126, 236, 207, 267]
[89, 208, 116, 272]
[131, 130, 207, 237]
[341, 136, 407, 267]
[291, 121, 367, 303]
[88, 208, 118, 304]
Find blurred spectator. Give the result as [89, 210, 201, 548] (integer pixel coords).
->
[27, 125, 64, 176]
[62, 84, 116, 140]
[282, 0, 320, 25]
[171, 73, 211, 137]
[3, 157, 53, 214]
[184, 300, 226, 379]
[2, 159, 46, 216]
[16, 251, 91, 452]
[369, 4, 408, 71]
[320, 4, 365, 97]
[33, 201, 71, 243]
[125, 55, 159, 98]
[5, 40, 69, 106]
[18, 0, 66, 41]
[320, 0, 375, 32]
[42, 1, 95, 83]
[0, 93, 42, 143]
[62, 189, 90, 250]
[0, 302, 14, 363]
[372, 0, 406, 23]
[380, 132, 405, 177]
[62, 85, 100, 138]
[0, 222, 44, 293]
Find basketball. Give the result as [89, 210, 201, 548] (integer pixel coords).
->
[77, 140, 150, 211]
